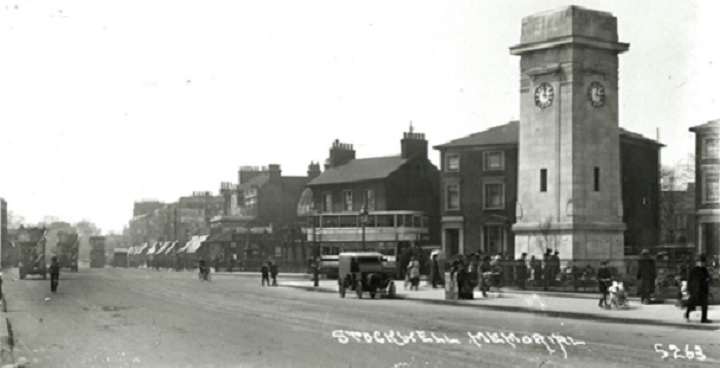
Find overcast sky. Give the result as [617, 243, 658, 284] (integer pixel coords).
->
[1, 0, 718, 234]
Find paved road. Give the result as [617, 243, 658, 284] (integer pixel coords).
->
[3, 268, 719, 367]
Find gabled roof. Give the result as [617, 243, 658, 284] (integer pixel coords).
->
[433, 121, 519, 149]
[434, 120, 662, 149]
[307, 156, 408, 186]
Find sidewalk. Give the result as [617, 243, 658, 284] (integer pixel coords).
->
[281, 279, 720, 331]
[0, 271, 15, 366]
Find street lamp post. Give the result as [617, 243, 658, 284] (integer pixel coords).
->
[360, 206, 369, 251]
[312, 212, 319, 287]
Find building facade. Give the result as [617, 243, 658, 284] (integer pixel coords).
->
[209, 164, 317, 266]
[660, 183, 696, 247]
[1, 198, 7, 267]
[435, 121, 662, 260]
[303, 129, 440, 259]
[690, 119, 719, 264]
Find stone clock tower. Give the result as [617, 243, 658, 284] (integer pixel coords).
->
[510, 6, 629, 268]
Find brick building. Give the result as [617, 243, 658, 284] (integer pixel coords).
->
[434, 121, 662, 259]
[207, 164, 317, 267]
[303, 128, 440, 259]
[690, 119, 719, 263]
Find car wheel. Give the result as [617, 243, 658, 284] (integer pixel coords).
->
[356, 281, 363, 299]
[388, 281, 396, 299]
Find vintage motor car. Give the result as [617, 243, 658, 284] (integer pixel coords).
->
[337, 252, 396, 299]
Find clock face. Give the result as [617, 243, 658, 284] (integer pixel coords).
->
[534, 83, 554, 109]
[587, 81, 606, 108]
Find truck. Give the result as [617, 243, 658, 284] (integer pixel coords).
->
[16, 226, 47, 280]
[56, 230, 80, 272]
[89, 236, 106, 268]
[113, 248, 128, 268]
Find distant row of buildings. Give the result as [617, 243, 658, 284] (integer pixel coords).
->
[127, 119, 718, 268]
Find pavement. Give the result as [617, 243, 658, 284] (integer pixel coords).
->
[279, 278, 720, 331]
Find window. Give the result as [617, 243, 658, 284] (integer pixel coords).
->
[446, 154, 460, 172]
[594, 167, 600, 192]
[446, 184, 460, 210]
[323, 192, 332, 212]
[704, 138, 719, 158]
[343, 190, 353, 211]
[484, 151, 505, 171]
[484, 183, 504, 209]
[483, 225, 504, 254]
[704, 172, 719, 203]
[364, 189, 375, 211]
[540, 169, 547, 192]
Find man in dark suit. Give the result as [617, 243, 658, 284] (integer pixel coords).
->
[685, 254, 712, 323]
[636, 249, 656, 304]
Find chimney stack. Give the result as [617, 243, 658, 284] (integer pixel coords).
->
[401, 123, 428, 159]
[325, 139, 356, 170]
[267, 164, 281, 182]
[307, 161, 321, 179]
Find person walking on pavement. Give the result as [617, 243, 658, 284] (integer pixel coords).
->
[430, 254, 441, 288]
[597, 260, 612, 309]
[542, 249, 553, 291]
[529, 255, 541, 287]
[407, 256, 421, 291]
[261, 262, 270, 286]
[676, 254, 691, 305]
[685, 253, 713, 323]
[479, 256, 492, 297]
[269, 261, 279, 286]
[637, 249, 657, 304]
[49, 256, 60, 293]
[516, 253, 528, 290]
[550, 251, 561, 287]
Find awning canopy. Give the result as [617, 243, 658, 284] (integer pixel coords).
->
[180, 235, 210, 254]
[137, 243, 149, 255]
[147, 242, 161, 256]
[156, 241, 173, 255]
[164, 241, 179, 255]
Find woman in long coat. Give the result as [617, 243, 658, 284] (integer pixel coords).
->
[636, 249, 656, 304]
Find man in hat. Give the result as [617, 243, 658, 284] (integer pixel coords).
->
[637, 249, 656, 304]
[685, 254, 712, 323]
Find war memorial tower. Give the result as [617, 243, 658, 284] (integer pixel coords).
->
[510, 6, 629, 267]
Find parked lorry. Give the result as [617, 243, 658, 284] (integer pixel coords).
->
[16, 226, 47, 280]
[89, 236, 106, 268]
[56, 230, 80, 272]
[113, 248, 128, 268]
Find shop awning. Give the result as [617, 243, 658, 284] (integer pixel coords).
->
[137, 243, 149, 255]
[156, 241, 173, 255]
[147, 242, 161, 256]
[164, 241, 179, 255]
[182, 235, 210, 254]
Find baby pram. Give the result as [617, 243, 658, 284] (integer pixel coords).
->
[608, 281, 630, 310]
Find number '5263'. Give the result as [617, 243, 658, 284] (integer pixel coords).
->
[654, 344, 706, 361]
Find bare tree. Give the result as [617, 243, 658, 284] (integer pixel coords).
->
[534, 217, 556, 254]
[660, 155, 695, 244]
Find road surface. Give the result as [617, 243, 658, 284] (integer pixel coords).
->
[3, 268, 719, 367]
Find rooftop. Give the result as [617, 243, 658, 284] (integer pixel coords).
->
[307, 156, 408, 186]
[434, 121, 663, 149]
